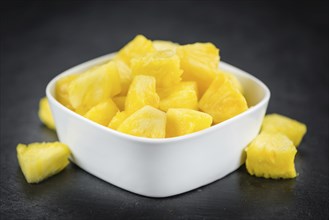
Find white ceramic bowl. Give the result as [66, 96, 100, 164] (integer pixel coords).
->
[46, 53, 270, 197]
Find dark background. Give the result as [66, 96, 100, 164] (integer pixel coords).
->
[1, 1, 328, 219]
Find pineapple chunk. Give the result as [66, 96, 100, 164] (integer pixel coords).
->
[118, 106, 166, 138]
[166, 108, 213, 138]
[131, 50, 183, 88]
[176, 43, 220, 95]
[115, 35, 155, 66]
[108, 111, 130, 130]
[158, 82, 198, 112]
[125, 75, 160, 113]
[68, 61, 121, 114]
[217, 69, 244, 94]
[262, 114, 307, 146]
[115, 60, 132, 96]
[153, 40, 179, 51]
[84, 99, 119, 126]
[245, 132, 297, 179]
[55, 74, 79, 109]
[113, 96, 126, 111]
[199, 74, 248, 124]
[38, 97, 55, 130]
[17, 142, 71, 183]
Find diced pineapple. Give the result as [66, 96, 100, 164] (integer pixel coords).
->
[166, 108, 213, 138]
[217, 69, 244, 94]
[17, 142, 71, 183]
[113, 96, 126, 111]
[153, 40, 179, 51]
[84, 99, 119, 126]
[199, 74, 248, 124]
[125, 75, 160, 113]
[176, 43, 220, 95]
[108, 111, 130, 130]
[55, 74, 79, 109]
[68, 61, 121, 114]
[118, 106, 166, 138]
[38, 97, 55, 130]
[245, 132, 297, 179]
[158, 82, 198, 112]
[115, 35, 155, 66]
[262, 114, 307, 146]
[115, 60, 132, 96]
[131, 50, 183, 88]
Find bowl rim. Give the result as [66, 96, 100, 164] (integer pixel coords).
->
[46, 53, 270, 144]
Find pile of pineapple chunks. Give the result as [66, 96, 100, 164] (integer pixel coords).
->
[17, 35, 307, 184]
[54, 35, 248, 138]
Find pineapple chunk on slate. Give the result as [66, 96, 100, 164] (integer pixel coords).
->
[55, 74, 79, 109]
[68, 61, 121, 114]
[158, 81, 198, 112]
[245, 132, 297, 179]
[131, 50, 183, 88]
[199, 73, 248, 124]
[113, 96, 126, 111]
[108, 111, 130, 130]
[115, 60, 132, 96]
[176, 42, 220, 95]
[17, 142, 71, 183]
[84, 99, 119, 126]
[118, 106, 166, 138]
[166, 108, 213, 138]
[125, 75, 160, 113]
[262, 114, 307, 146]
[153, 40, 179, 51]
[38, 97, 55, 130]
[115, 35, 155, 66]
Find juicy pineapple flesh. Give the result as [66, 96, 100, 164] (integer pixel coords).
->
[117, 106, 166, 138]
[262, 114, 307, 146]
[38, 97, 55, 130]
[17, 142, 71, 183]
[166, 108, 213, 137]
[125, 75, 160, 114]
[199, 73, 248, 124]
[245, 132, 297, 179]
[158, 81, 198, 112]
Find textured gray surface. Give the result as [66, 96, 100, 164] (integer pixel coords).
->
[1, 1, 328, 219]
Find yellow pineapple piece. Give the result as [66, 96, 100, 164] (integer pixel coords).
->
[131, 50, 183, 88]
[108, 111, 130, 130]
[199, 74, 248, 124]
[153, 40, 179, 51]
[55, 74, 79, 109]
[245, 132, 297, 179]
[115, 60, 132, 96]
[38, 97, 55, 130]
[262, 114, 307, 146]
[115, 35, 155, 66]
[113, 96, 126, 111]
[158, 82, 198, 112]
[68, 61, 121, 114]
[17, 142, 71, 183]
[217, 69, 244, 94]
[166, 108, 213, 138]
[118, 106, 166, 138]
[176, 43, 220, 95]
[125, 75, 160, 113]
[84, 99, 119, 126]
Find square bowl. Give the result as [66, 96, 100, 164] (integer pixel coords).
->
[46, 53, 270, 197]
